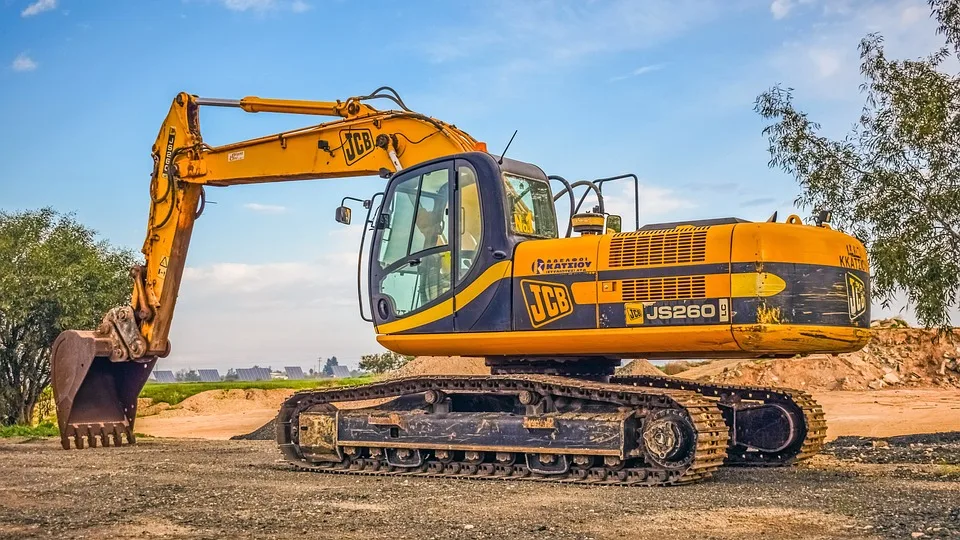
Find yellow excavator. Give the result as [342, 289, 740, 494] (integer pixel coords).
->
[51, 87, 872, 486]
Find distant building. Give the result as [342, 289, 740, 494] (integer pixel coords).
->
[198, 369, 221, 383]
[153, 370, 176, 383]
[284, 366, 305, 380]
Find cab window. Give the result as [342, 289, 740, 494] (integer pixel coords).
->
[458, 165, 482, 280]
[376, 168, 451, 315]
[503, 174, 557, 239]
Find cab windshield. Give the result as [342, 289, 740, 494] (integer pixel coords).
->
[503, 173, 557, 238]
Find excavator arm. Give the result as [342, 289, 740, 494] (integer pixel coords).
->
[50, 88, 483, 449]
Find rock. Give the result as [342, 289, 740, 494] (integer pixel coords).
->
[871, 440, 889, 448]
[882, 372, 901, 385]
[911, 532, 925, 538]
[868, 379, 885, 390]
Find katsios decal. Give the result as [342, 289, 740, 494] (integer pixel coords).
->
[839, 244, 868, 271]
[531, 257, 593, 275]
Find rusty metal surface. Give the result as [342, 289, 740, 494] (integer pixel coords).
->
[331, 410, 629, 456]
[610, 374, 827, 466]
[277, 375, 730, 487]
[51, 330, 156, 450]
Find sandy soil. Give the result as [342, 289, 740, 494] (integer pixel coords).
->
[136, 409, 281, 440]
[0, 438, 955, 540]
[813, 389, 960, 441]
[136, 388, 296, 440]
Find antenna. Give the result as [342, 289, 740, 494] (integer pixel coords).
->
[498, 130, 518, 165]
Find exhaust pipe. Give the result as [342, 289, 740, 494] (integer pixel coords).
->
[51, 330, 156, 449]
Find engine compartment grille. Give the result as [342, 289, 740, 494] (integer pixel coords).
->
[621, 276, 707, 302]
[608, 228, 708, 267]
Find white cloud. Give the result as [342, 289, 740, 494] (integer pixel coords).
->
[214, 0, 308, 12]
[243, 202, 287, 214]
[21, 0, 56, 17]
[807, 47, 842, 77]
[771, 0, 792, 19]
[419, 1, 720, 67]
[11, 53, 38, 72]
[407, 0, 723, 107]
[554, 181, 695, 230]
[221, 0, 276, 10]
[170, 237, 380, 371]
[610, 63, 665, 82]
[767, 0, 944, 100]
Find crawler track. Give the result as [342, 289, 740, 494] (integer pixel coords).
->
[611, 375, 827, 466]
[277, 375, 729, 486]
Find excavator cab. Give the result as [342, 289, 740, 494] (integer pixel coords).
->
[365, 152, 559, 333]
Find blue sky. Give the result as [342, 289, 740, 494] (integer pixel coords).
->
[0, 0, 951, 372]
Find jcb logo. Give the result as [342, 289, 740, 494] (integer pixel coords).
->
[339, 129, 375, 165]
[846, 272, 867, 320]
[521, 279, 572, 328]
[624, 303, 645, 325]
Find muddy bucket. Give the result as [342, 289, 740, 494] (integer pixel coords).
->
[50, 330, 156, 449]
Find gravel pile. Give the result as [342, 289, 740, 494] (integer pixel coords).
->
[231, 417, 276, 441]
[823, 431, 960, 465]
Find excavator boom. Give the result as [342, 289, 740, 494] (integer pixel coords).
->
[51, 88, 483, 449]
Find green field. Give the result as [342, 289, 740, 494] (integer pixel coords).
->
[0, 422, 59, 438]
[139, 376, 375, 406]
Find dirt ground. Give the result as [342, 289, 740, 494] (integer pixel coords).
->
[0, 437, 956, 540]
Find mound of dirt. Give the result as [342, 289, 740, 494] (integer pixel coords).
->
[138, 389, 294, 418]
[679, 327, 960, 391]
[616, 359, 664, 377]
[382, 356, 489, 379]
[137, 398, 172, 417]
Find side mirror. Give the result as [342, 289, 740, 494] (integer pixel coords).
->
[605, 214, 622, 234]
[335, 206, 352, 225]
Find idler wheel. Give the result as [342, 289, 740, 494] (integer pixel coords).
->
[642, 409, 696, 469]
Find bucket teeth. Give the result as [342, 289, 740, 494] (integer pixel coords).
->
[61, 423, 133, 449]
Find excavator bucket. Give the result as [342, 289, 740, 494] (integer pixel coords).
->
[51, 330, 156, 449]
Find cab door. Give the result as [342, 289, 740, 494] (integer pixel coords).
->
[370, 161, 455, 334]
[451, 159, 505, 332]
